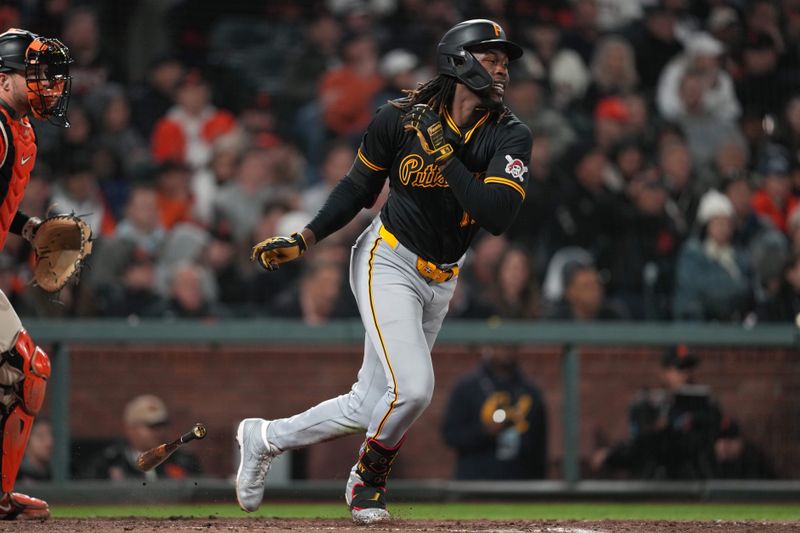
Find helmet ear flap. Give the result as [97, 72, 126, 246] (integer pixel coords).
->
[449, 50, 493, 92]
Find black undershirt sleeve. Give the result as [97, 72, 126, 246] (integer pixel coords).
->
[306, 176, 376, 242]
[9, 210, 31, 235]
[306, 104, 400, 242]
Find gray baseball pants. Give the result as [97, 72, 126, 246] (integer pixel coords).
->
[267, 216, 461, 451]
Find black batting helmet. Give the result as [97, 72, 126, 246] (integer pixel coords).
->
[437, 19, 523, 92]
[0, 28, 72, 126]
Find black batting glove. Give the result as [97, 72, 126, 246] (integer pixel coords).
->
[402, 104, 454, 164]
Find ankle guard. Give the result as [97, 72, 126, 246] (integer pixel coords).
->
[355, 438, 402, 487]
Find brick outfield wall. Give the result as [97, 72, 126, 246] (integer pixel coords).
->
[54, 343, 800, 481]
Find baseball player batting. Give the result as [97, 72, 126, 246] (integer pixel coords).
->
[237, 19, 530, 524]
[0, 28, 73, 519]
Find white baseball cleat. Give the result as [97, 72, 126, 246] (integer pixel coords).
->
[345, 469, 391, 524]
[235, 418, 277, 512]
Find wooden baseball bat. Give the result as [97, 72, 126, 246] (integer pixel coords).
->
[136, 423, 207, 472]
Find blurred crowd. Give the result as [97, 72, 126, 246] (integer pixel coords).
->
[2, 0, 800, 324]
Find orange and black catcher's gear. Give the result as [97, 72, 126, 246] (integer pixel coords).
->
[0, 329, 50, 494]
[437, 19, 523, 93]
[0, 28, 72, 127]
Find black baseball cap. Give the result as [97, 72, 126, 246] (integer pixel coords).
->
[661, 344, 699, 370]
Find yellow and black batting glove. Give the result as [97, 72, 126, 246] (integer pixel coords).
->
[251, 232, 307, 271]
[402, 104, 454, 164]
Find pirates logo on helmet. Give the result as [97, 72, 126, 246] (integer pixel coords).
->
[437, 19, 523, 93]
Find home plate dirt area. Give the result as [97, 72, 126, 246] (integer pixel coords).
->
[11, 519, 799, 532]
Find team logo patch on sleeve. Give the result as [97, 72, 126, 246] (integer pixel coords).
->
[504, 155, 528, 181]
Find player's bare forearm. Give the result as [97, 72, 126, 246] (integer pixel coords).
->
[300, 227, 317, 248]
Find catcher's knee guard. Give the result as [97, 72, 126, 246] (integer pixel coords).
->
[0, 328, 50, 493]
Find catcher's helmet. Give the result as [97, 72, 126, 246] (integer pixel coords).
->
[437, 19, 523, 92]
[0, 28, 72, 126]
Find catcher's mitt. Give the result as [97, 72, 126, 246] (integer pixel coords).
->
[31, 214, 93, 292]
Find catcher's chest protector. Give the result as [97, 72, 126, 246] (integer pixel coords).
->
[0, 106, 37, 250]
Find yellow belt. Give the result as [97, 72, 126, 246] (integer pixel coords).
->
[379, 225, 459, 283]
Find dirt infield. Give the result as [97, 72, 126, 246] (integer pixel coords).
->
[12, 518, 799, 532]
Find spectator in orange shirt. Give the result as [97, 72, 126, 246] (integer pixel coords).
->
[752, 147, 799, 233]
[150, 70, 237, 170]
[319, 33, 383, 140]
[153, 161, 194, 230]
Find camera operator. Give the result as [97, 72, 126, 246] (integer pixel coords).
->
[592, 345, 722, 479]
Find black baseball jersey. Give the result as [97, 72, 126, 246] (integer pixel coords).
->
[350, 103, 531, 264]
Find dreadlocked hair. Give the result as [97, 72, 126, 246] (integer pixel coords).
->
[389, 75, 456, 116]
[389, 75, 511, 123]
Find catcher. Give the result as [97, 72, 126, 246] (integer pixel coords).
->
[0, 28, 79, 519]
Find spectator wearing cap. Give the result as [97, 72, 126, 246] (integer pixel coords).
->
[657, 32, 740, 123]
[150, 69, 238, 170]
[752, 147, 799, 233]
[713, 417, 775, 479]
[84, 394, 202, 480]
[593, 96, 630, 152]
[673, 190, 752, 320]
[592, 345, 723, 479]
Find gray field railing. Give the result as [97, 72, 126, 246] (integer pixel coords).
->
[25, 319, 800, 496]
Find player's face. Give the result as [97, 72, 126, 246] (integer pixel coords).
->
[1, 72, 31, 114]
[472, 48, 509, 108]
